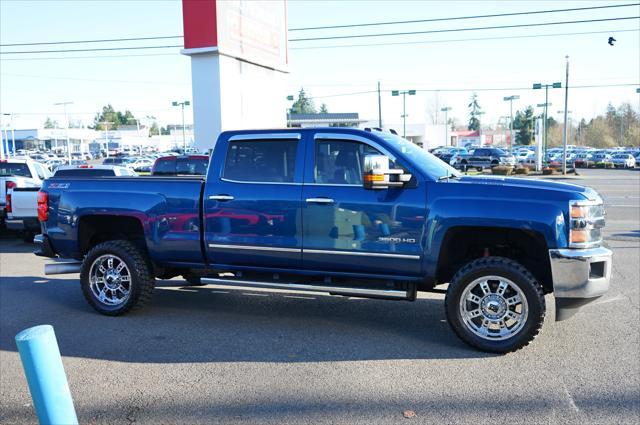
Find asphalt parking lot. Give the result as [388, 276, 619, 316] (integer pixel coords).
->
[1, 168, 638, 424]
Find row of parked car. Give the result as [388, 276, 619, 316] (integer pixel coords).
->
[431, 145, 640, 170]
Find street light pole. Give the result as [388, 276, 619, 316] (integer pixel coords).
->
[172, 101, 190, 153]
[441, 107, 452, 146]
[391, 90, 416, 139]
[99, 121, 113, 158]
[0, 118, 5, 160]
[561, 55, 570, 175]
[503, 95, 520, 154]
[533, 82, 561, 165]
[54, 101, 73, 163]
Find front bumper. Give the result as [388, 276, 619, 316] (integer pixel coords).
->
[549, 246, 612, 321]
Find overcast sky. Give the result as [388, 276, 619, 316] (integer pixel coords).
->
[1, 0, 638, 130]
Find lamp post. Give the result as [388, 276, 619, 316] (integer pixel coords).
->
[558, 110, 573, 145]
[499, 116, 510, 147]
[172, 100, 190, 153]
[392, 89, 416, 138]
[0, 117, 6, 160]
[533, 82, 561, 164]
[54, 102, 73, 163]
[99, 121, 113, 158]
[440, 107, 452, 146]
[476, 111, 485, 143]
[1, 113, 13, 158]
[286, 95, 294, 127]
[503, 95, 520, 154]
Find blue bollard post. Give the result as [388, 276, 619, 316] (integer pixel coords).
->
[15, 325, 78, 425]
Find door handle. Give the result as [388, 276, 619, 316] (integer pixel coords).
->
[306, 197, 335, 204]
[209, 195, 234, 201]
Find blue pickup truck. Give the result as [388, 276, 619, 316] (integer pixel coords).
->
[35, 128, 612, 353]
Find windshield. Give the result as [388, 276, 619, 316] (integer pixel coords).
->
[0, 162, 30, 177]
[378, 134, 460, 180]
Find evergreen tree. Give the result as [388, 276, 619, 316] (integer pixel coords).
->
[467, 93, 482, 131]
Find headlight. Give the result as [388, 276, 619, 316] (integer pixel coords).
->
[569, 200, 605, 248]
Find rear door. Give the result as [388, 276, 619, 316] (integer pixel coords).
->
[203, 133, 304, 269]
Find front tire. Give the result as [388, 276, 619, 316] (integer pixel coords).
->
[80, 240, 154, 316]
[445, 256, 545, 353]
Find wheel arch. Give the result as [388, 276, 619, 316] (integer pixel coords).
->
[78, 214, 147, 256]
[436, 226, 553, 293]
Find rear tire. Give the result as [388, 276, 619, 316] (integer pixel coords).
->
[80, 240, 154, 316]
[445, 256, 545, 353]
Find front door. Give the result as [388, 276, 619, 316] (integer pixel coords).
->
[203, 133, 304, 270]
[301, 134, 427, 277]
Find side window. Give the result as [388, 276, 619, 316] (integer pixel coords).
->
[315, 140, 382, 185]
[223, 139, 298, 183]
[33, 164, 46, 180]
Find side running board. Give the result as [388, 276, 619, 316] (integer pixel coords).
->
[200, 277, 413, 300]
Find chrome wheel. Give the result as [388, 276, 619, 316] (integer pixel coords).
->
[89, 254, 131, 306]
[459, 275, 528, 341]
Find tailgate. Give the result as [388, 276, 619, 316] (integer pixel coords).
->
[10, 187, 39, 218]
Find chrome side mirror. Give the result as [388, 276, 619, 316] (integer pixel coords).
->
[363, 154, 412, 190]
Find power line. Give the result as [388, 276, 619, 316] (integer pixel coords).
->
[0, 44, 182, 55]
[289, 16, 640, 42]
[305, 84, 639, 99]
[1, 72, 189, 86]
[0, 35, 182, 48]
[1, 27, 636, 61]
[291, 28, 640, 50]
[2, 2, 637, 48]
[0, 52, 180, 62]
[3, 15, 637, 56]
[289, 3, 640, 31]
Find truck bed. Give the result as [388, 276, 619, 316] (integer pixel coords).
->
[41, 176, 205, 264]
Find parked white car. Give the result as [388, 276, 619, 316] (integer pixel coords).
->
[1, 159, 52, 225]
[611, 154, 636, 168]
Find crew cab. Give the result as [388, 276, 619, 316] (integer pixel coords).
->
[35, 128, 612, 353]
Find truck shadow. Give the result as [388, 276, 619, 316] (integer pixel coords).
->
[0, 276, 494, 362]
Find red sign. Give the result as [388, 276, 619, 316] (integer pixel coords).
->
[182, 0, 218, 49]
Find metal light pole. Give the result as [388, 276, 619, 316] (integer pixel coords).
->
[172, 101, 190, 153]
[99, 121, 113, 158]
[441, 107, 452, 146]
[499, 116, 510, 147]
[533, 82, 561, 164]
[561, 55, 570, 175]
[377, 82, 383, 128]
[503, 95, 520, 154]
[392, 90, 416, 138]
[2, 113, 11, 157]
[0, 118, 5, 160]
[54, 102, 73, 163]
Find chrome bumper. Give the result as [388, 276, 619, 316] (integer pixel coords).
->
[549, 246, 612, 320]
